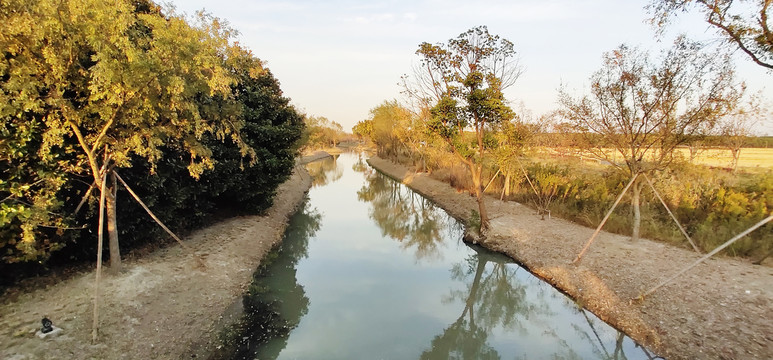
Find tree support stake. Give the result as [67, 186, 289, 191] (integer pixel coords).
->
[636, 213, 772, 301]
[573, 173, 639, 264]
[642, 173, 701, 253]
[113, 172, 206, 268]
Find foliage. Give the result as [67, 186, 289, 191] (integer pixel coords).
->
[559, 37, 742, 177]
[520, 162, 573, 219]
[514, 159, 771, 257]
[352, 119, 373, 141]
[357, 100, 421, 161]
[301, 115, 345, 150]
[1, 0, 304, 284]
[558, 37, 744, 239]
[405, 26, 522, 233]
[648, 0, 773, 69]
[1, 0, 245, 266]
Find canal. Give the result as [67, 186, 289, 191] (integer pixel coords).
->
[218, 152, 654, 359]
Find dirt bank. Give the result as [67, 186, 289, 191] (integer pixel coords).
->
[0, 157, 316, 359]
[368, 156, 772, 360]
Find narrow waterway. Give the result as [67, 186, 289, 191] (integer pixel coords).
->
[220, 153, 655, 359]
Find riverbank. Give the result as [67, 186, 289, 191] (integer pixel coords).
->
[367, 156, 772, 360]
[0, 157, 315, 359]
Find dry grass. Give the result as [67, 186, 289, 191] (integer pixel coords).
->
[683, 147, 773, 169]
[543, 147, 773, 170]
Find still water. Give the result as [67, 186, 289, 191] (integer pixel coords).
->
[222, 153, 655, 359]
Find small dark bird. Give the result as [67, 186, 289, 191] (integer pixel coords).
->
[41, 317, 53, 334]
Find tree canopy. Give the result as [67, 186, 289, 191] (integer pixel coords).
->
[1, 0, 304, 278]
[404, 26, 522, 234]
[559, 36, 744, 240]
[648, 0, 773, 69]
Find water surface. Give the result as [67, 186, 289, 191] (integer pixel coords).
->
[224, 153, 654, 360]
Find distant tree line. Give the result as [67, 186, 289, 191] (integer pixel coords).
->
[301, 115, 348, 151]
[0, 0, 304, 285]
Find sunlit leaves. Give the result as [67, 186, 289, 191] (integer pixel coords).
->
[0, 0, 253, 263]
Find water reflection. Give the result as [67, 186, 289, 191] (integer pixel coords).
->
[357, 170, 461, 261]
[219, 201, 321, 359]
[305, 154, 343, 187]
[357, 159, 652, 360]
[221, 153, 654, 360]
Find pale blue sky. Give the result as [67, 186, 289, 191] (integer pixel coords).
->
[168, 0, 771, 134]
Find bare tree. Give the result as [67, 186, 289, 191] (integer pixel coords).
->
[648, 0, 773, 70]
[719, 95, 765, 171]
[402, 26, 523, 235]
[559, 37, 743, 240]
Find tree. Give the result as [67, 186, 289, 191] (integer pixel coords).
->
[404, 26, 522, 234]
[648, 0, 773, 69]
[1, 0, 244, 271]
[559, 37, 743, 240]
[718, 96, 764, 171]
[302, 116, 345, 150]
[361, 100, 412, 159]
[352, 119, 373, 142]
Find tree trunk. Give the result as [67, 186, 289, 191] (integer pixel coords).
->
[631, 178, 642, 241]
[106, 171, 121, 273]
[472, 165, 490, 234]
[462, 256, 487, 324]
[730, 147, 740, 172]
[689, 145, 698, 163]
[503, 171, 511, 199]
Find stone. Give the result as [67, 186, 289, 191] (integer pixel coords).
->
[36, 326, 63, 339]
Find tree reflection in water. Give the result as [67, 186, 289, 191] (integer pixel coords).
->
[219, 153, 653, 359]
[357, 161, 649, 360]
[422, 246, 540, 360]
[305, 154, 342, 188]
[357, 169, 461, 261]
[219, 200, 322, 360]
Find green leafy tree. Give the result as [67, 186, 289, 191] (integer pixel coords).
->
[199, 47, 305, 213]
[1, 0, 244, 270]
[404, 26, 523, 234]
[364, 100, 412, 159]
[648, 0, 773, 69]
[559, 37, 743, 240]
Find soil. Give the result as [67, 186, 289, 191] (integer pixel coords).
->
[367, 156, 773, 360]
[0, 152, 328, 360]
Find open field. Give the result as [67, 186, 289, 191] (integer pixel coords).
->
[685, 147, 773, 169]
[543, 147, 773, 170]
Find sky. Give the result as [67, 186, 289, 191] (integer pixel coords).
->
[167, 0, 772, 135]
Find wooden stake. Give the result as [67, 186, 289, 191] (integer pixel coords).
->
[518, 161, 545, 208]
[483, 168, 501, 193]
[91, 167, 108, 344]
[76, 154, 112, 215]
[643, 173, 701, 253]
[636, 213, 772, 300]
[573, 173, 639, 264]
[74, 183, 95, 215]
[113, 172, 206, 268]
